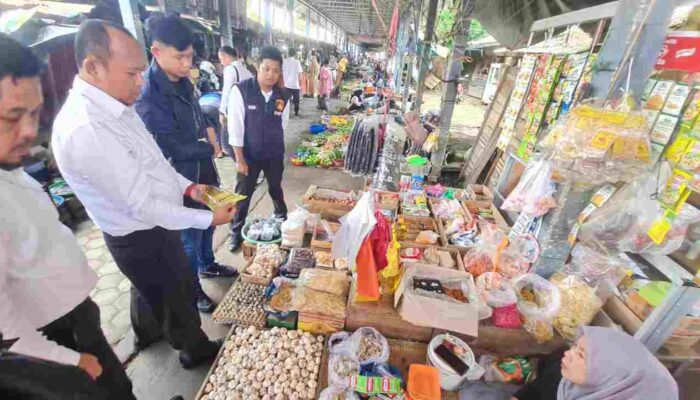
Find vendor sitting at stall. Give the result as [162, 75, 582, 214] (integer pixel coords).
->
[512, 326, 678, 400]
[348, 89, 364, 112]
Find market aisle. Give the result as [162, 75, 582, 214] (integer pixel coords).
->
[125, 95, 365, 400]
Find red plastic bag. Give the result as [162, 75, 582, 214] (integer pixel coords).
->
[355, 238, 380, 301]
[370, 211, 391, 270]
[492, 304, 522, 329]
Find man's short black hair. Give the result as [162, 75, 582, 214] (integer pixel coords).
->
[0, 34, 42, 83]
[219, 45, 238, 58]
[145, 14, 194, 51]
[259, 46, 283, 67]
[75, 19, 133, 67]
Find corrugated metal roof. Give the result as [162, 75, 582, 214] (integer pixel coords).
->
[300, 0, 409, 39]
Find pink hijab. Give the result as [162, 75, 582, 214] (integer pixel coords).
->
[557, 326, 678, 400]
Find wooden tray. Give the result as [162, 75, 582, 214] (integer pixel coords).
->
[211, 279, 266, 326]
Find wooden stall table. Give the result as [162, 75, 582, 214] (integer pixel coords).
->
[345, 282, 435, 342]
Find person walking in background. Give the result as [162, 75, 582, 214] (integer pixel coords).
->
[318, 58, 333, 111]
[308, 49, 319, 99]
[227, 46, 290, 252]
[136, 14, 237, 315]
[197, 79, 226, 158]
[0, 32, 135, 400]
[52, 19, 235, 369]
[283, 47, 303, 117]
[218, 45, 253, 159]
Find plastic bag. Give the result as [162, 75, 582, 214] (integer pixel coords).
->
[415, 230, 440, 245]
[332, 192, 377, 270]
[291, 287, 346, 319]
[463, 224, 505, 277]
[350, 327, 390, 366]
[297, 268, 350, 297]
[281, 218, 305, 248]
[492, 304, 522, 329]
[431, 198, 465, 219]
[502, 159, 557, 217]
[498, 235, 538, 280]
[328, 331, 352, 354]
[565, 244, 627, 300]
[512, 274, 561, 343]
[328, 352, 360, 390]
[550, 272, 603, 341]
[319, 388, 360, 400]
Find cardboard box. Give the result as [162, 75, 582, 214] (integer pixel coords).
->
[242, 241, 256, 260]
[467, 184, 494, 207]
[398, 241, 465, 272]
[428, 197, 468, 220]
[239, 260, 277, 286]
[624, 291, 654, 321]
[396, 215, 442, 245]
[394, 263, 479, 337]
[462, 200, 510, 230]
[311, 220, 340, 251]
[436, 215, 478, 255]
[345, 281, 434, 342]
[675, 316, 700, 335]
[303, 184, 357, 212]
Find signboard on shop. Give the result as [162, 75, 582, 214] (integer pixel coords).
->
[655, 31, 700, 72]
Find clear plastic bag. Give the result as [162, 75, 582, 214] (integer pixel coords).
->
[297, 268, 350, 297]
[415, 230, 440, 245]
[350, 327, 390, 366]
[291, 287, 346, 319]
[565, 244, 627, 300]
[328, 352, 360, 390]
[550, 272, 603, 341]
[512, 274, 561, 343]
[319, 388, 360, 400]
[463, 224, 505, 277]
[502, 159, 557, 217]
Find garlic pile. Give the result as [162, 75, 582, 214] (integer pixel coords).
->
[212, 281, 266, 326]
[200, 326, 324, 400]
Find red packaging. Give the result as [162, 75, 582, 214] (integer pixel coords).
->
[492, 303, 522, 329]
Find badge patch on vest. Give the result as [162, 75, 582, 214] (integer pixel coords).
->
[275, 99, 285, 112]
[248, 105, 257, 110]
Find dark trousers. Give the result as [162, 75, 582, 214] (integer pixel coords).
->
[317, 94, 328, 110]
[40, 298, 135, 400]
[201, 104, 234, 156]
[103, 227, 210, 354]
[231, 157, 288, 235]
[286, 88, 300, 115]
[181, 226, 215, 297]
[0, 351, 108, 400]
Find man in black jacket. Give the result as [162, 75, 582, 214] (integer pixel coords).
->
[136, 14, 236, 314]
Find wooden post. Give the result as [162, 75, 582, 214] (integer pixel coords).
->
[413, 0, 439, 112]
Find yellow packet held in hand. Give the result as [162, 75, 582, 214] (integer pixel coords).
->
[201, 186, 247, 209]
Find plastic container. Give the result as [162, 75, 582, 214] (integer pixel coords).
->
[310, 123, 327, 134]
[426, 333, 474, 390]
[407, 364, 441, 400]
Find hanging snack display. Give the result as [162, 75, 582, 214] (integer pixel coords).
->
[540, 102, 652, 185]
[372, 124, 404, 192]
[212, 280, 266, 326]
[198, 326, 323, 400]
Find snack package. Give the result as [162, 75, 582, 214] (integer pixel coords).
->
[550, 272, 603, 341]
[512, 274, 561, 343]
[200, 186, 247, 209]
[415, 230, 440, 245]
[291, 287, 346, 319]
[318, 388, 360, 400]
[328, 352, 360, 390]
[297, 268, 350, 297]
[463, 224, 506, 277]
[502, 159, 557, 217]
[565, 244, 627, 300]
[540, 101, 653, 185]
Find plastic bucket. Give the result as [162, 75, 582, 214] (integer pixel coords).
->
[426, 334, 474, 391]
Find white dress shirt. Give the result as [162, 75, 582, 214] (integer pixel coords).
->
[227, 85, 290, 148]
[282, 57, 302, 90]
[0, 168, 97, 366]
[220, 61, 254, 115]
[52, 77, 213, 237]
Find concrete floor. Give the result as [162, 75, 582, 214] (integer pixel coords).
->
[123, 96, 365, 400]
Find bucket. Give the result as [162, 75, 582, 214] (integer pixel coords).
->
[426, 334, 474, 391]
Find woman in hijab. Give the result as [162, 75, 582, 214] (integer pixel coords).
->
[513, 326, 678, 400]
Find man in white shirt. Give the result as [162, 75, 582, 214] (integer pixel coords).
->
[218, 46, 253, 138]
[0, 33, 133, 398]
[282, 48, 303, 116]
[52, 20, 236, 369]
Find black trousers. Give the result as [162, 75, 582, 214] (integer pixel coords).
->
[103, 227, 210, 355]
[0, 351, 108, 400]
[286, 88, 300, 115]
[231, 157, 288, 235]
[317, 94, 329, 110]
[40, 298, 135, 400]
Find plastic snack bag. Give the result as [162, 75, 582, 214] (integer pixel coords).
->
[550, 272, 603, 341]
[463, 224, 506, 277]
[512, 274, 561, 343]
[502, 159, 557, 217]
[200, 186, 247, 209]
[350, 327, 390, 367]
[565, 244, 627, 300]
